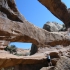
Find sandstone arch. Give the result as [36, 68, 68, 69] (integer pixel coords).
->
[0, 0, 70, 48]
[0, 0, 70, 69]
[38, 0, 70, 28]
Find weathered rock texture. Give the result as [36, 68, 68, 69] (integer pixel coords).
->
[0, 0, 70, 47]
[0, 45, 70, 69]
[54, 56, 70, 70]
[0, 0, 24, 22]
[43, 22, 63, 32]
[30, 44, 70, 65]
[0, 50, 47, 69]
[0, 40, 10, 50]
[0, 0, 70, 70]
[38, 0, 70, 28]
[0, 16, 70, 46]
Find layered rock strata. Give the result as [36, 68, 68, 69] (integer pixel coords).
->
[0, 0, 70, 47]
[0, 40, 10, 50]
[0, 17, 70, 46]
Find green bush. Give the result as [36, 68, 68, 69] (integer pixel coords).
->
[4, 45, 17, 54]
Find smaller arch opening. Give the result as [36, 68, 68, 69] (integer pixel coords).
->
[10, 42, 32, 49]
[4, 42, 32, 56]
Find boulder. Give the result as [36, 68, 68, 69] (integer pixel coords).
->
[43, 22, 63, 32]
[38, 0, 70, 28]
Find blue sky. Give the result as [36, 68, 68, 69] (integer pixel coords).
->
[10, 0, 70, 49]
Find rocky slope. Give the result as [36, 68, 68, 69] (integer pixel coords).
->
[16, 48, 30, 56]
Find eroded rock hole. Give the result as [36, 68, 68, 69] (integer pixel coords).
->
[4, 42, 32, 56]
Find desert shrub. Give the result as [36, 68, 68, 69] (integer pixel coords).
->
[4, 45, 17, 54]
[4, 45, 30, 56]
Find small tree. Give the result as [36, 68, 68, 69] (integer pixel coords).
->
[9, 45, 17, 54]
[4, 45, 17, 54]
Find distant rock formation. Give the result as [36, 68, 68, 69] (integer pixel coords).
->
[43, 22, 63, 32]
